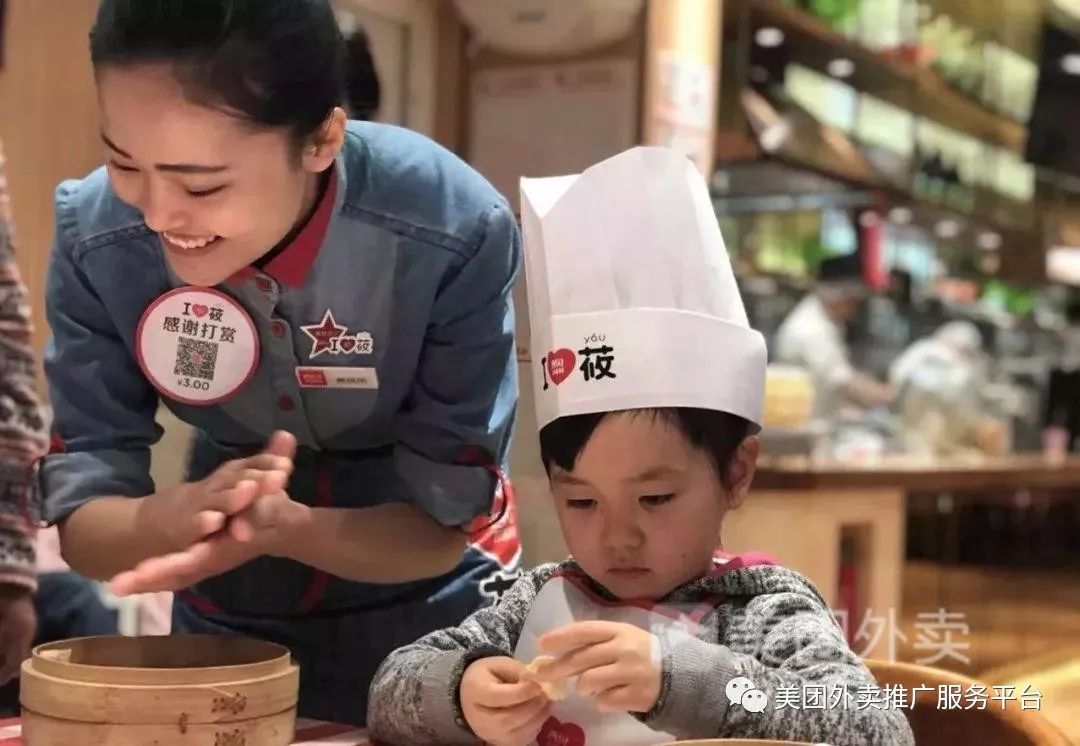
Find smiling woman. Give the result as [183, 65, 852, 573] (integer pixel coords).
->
[90, 0, 344, 287]
[39, 0, 521, 728]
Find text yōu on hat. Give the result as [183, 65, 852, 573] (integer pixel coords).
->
[520, 147, 767, 430]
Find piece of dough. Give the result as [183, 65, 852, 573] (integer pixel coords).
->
[525, 655, 567, 700]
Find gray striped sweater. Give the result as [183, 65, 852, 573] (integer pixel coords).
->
[368, 558, 915, 745]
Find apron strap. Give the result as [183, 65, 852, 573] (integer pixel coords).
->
[541, 552, 782, 623]
[686, 595, 724, 623]
[178, 588, 223, 614]
[674, 551, 780, 621]
[545, 571, 712, 626]
[295, 465, 335, 614]
[678, 551, 780, 623]
[709, 550, 779, 576]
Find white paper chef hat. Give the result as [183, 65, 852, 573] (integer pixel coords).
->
[520, 146, 767, 430]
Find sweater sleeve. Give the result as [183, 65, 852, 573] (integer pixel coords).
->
[0, 141, 48, 591]
[366, 564, 557, 744]
[642, 589, 915, 745]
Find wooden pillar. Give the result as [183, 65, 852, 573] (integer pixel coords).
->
[432, 1, 468, 154]
[0, 0, 102, 393]
[722, 487, 907, 662]
[641, 0, 723, 173]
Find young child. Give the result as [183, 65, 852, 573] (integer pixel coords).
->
[367, 148, 914, 746]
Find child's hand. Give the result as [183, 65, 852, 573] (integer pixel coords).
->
[460, 656, 553, 746]
[537, 621, 661, 714]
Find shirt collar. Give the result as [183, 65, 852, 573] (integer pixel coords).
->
[228, 161, 342, 288]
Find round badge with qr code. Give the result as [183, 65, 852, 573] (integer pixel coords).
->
[135, 287, 260, 406]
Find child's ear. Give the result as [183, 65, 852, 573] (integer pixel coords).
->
[725, 436, 760, 509]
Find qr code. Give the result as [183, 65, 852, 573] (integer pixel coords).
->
[174, 336, 219, 381]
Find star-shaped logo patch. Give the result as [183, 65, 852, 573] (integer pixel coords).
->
[300, 309, 347, 358]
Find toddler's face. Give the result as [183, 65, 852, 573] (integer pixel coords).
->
[548, 414, 754, 600]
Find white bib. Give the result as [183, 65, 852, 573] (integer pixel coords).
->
[514, 553, 778, 746]
[515, 570, 709, 746]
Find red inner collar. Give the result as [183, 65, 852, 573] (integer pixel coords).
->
[228, 164, 338, 288]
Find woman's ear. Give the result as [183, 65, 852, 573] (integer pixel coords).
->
[302, 106, 347, 172]
[725, 436, 760, 509]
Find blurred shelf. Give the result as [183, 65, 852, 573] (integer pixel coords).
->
[915, 67, 1027, 153]
[756, 453, 1080, 491]
[736, 0, 1028, 153]
[718, 85, 896, 193]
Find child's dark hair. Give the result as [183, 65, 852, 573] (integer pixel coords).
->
[539, 408, 753, 489]
[90, 0, 345, 141]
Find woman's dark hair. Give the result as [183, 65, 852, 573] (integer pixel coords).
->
[539, 408, 753, 489]
[90, 0, 346, 140]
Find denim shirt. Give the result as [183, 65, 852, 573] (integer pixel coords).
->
[39, 121, 521, 615]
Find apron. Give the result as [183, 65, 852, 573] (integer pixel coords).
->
[172, 435, 523, 726]
[173, 546, 495, 726]
[513, 552, 777, 746]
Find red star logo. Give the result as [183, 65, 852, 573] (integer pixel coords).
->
[300, 309, 347, 358]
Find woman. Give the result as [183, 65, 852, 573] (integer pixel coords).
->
[40, 0, 520, 725]
[0, 136, 50, 697]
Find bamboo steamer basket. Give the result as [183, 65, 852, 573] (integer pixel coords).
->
[660, 741, 830, 745]
[20, 635, 299, 746]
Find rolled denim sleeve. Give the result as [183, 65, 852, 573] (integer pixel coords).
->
[392, 200, 520, 527]
[39, 183, 161, 524]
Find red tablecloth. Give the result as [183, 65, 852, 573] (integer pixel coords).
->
[0, 717, 372, 744]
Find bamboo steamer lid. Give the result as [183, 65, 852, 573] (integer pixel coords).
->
[20, 635, 299, 746]
[659, 741, 832, 745]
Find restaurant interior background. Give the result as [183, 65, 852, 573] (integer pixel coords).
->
[2, 0, 1080, 740]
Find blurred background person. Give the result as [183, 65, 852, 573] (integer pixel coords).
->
[775, 253, 895, 422]
[890, 320, 1007, 456]
[0, 136, 117, 716]
[344, 25, 381, 121]
[0, 136, 49, 693]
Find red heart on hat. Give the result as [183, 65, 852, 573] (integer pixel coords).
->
[339, 337, 356, 353]
[537, 717, 585, 746]
[191, 304, 209, 318]
[547, 348, 576, 386]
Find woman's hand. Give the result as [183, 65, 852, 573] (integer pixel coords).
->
[110, 490, 312, 595]
[112, 432, 307, 595]
[137, 431, 296, 551]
